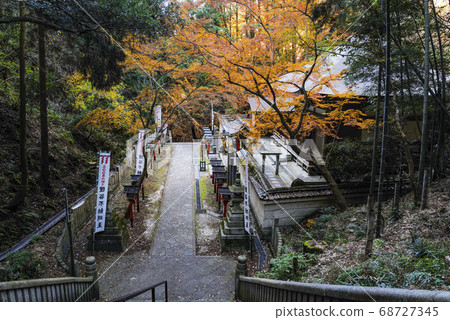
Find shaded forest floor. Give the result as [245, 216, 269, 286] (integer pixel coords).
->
[265, 176, 450, 291]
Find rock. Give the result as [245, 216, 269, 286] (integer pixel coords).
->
[303, 240, 328, 254]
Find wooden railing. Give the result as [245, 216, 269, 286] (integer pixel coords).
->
[237, 276, 450, 302]
[234, 256, 450, 302]
[0, 277, 96, 302]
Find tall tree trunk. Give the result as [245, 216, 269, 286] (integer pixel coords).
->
[376, 0, 391, 238]
[365, 60, 383, 257]
[418, 0, 430, 207]
[310, 152, 347, 211]
[431, 0, 447, 176]
[7, 2, 28, 209]
[394, 110, 419, 203]
[39, 14, 50, 196]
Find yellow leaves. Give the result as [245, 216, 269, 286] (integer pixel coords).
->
[306, 219, 315, 228]
[68, 71, 140, 134]
[76, 106, 140, 135]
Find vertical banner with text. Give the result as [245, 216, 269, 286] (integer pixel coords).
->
[155, 105, 162, 132]
[211, 102, 214, 133]
[244, 155, 250, 234]
[94, 152, 111, 233]
[135, 129, 145, 175]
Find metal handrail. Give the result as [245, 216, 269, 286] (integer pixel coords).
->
[110, 280, 168, 302]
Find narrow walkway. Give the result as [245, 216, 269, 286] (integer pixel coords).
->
[99, 143, 236, 301]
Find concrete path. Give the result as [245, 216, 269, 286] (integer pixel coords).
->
[98, 143, 236, 301]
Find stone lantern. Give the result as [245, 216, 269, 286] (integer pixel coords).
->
[213, 172, 227, 200]
[131, 174, 144, 200]
[123, 185, 140, 227]
[219, 173, 250, 252]
[211, 164, 225, 184]
[218, 187, 232, 218]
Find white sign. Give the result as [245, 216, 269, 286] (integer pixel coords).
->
[211, 102, 214, 133]
[94, 152, 111, 233]
[135, 129, 145, 175]
[244, 155, 250, 234]
[155, 105, 162, 131]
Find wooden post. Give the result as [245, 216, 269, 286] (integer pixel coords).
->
[393, 180, 400, 211]
[271, 218, 279, 247]
[420, 169, 429, 210]
[293, 257, 299, 276]
[262, 154, 266, 173]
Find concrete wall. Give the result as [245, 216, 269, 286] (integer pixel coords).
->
[236, 157, 330, 236]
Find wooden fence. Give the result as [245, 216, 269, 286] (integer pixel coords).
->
[0, 277, 96, 302]
[237, 276, 450, 302]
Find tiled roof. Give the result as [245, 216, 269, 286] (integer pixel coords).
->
[250, 176, 371, 201]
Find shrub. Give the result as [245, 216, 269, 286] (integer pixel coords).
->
[1, 250, 43, 281]
[263, 252, 317, 281]
[334, 250, 449, 290]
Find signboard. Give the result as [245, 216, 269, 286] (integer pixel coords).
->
[155, 105, 162, 131]
[135, 129, 145, 175]
[244, 155, 250, 234]
[94, 152, 111, 233]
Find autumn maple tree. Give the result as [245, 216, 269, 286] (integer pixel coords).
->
[176, 0, 373, 210]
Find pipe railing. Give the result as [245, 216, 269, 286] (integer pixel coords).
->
[111, 281, 168, 302]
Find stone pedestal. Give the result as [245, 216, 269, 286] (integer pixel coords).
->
[87, 206, 127, 252]
[219, 174, 251, 252]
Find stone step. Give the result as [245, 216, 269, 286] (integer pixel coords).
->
[222, 223, 246, 235]
[224, 219, 244, 228]
[226, 212, 244, 222]
[219, 227, 250, 240]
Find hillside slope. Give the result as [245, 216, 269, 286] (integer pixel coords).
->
[268, 177, 450, 290]
[0, 101, 127, 253]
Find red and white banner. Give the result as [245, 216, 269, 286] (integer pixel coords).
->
[244, 155, 250, 234]
[135, 129, 145, 175]
[94, 152, 111, 233]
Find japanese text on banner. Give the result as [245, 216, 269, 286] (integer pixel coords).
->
[135, 130, 145, 175]
[244, 155, 250, 234]
[94, 152, 111, 233]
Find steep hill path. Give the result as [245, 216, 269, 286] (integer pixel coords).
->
[98, 143, 236, 301]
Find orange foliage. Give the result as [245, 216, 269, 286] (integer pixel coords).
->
[175, 0, 372, 141]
